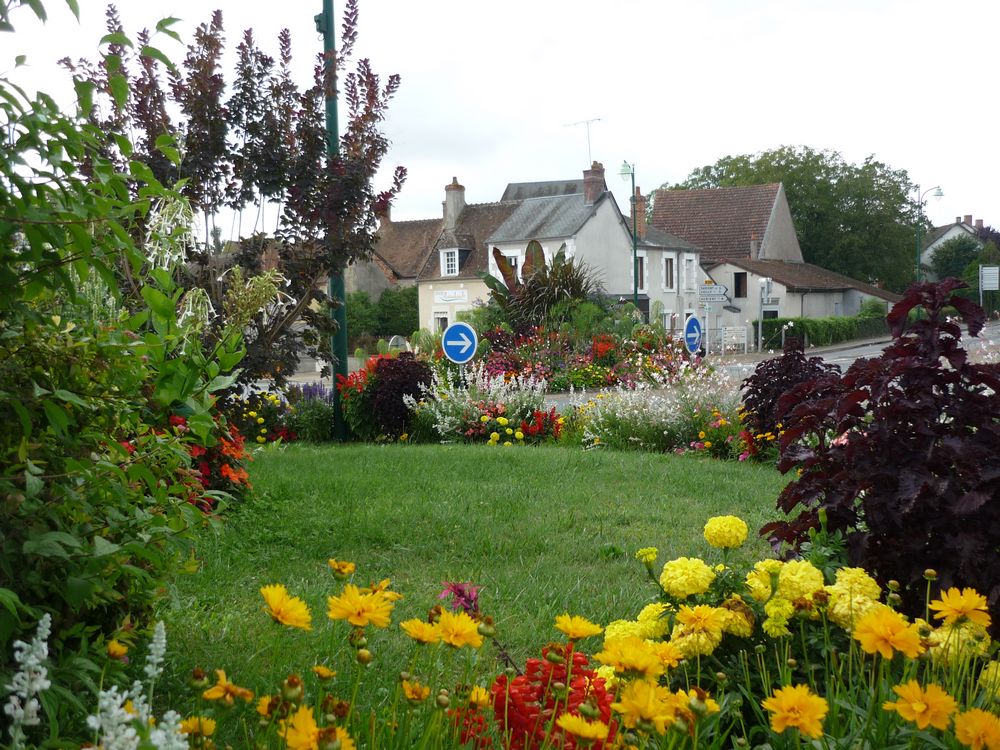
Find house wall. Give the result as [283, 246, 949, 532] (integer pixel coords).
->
[417, 278, 490, 332]
[345, 258, 395, 299]
[573, 200, 632, 295]
[759, 186, 805, 262]
[921, 225, 980, 280]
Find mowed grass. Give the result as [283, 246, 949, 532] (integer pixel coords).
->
[156, 444, 790, 708]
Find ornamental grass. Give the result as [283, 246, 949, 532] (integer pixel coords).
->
[9, 515, 1000, 749]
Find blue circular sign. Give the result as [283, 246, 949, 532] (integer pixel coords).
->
[683, 316, 703, 354]
[441, 321, 478, 364]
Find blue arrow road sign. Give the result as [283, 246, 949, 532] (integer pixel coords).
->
[441, 321, 478, 364]
[683, 316, 703, 354]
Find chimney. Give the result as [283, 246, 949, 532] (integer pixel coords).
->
[444, 177, 465, 230]
[750, 232, 759, 258]
[377, 202, 391, 228]
[964, 214, 973, 226]
[956, 216, 962, 224]
[976, 219, 984, 230]
[633, 186, 647, 239]
[583, 161, 605, 205]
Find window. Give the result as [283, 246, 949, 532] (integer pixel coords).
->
[441, 249, 458, 277]
[734, 272, 747, 298]
[636, 254, 646, 292]
[684, 258, 696, 290]
[662, 257, 674, 290]
[434, 313, 448, 331]
[661, 311, 674, 330]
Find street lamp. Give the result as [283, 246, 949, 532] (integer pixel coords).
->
[619, 161, 638, 310]
[914, 184, 944, 283]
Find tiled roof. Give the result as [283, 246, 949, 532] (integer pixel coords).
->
[374, 218, 442, 279]
[650, 183, 780, 263]
[706, 258, 902, 302]
[501, 179, 585, 201]
[488, 193, 602, 244]
[416, 202, 519, 282]
[638, 225, 701, 253]
[922, 221, 979, 250]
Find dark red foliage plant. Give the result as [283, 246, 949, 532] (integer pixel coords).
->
[761, 279, 1000, 628]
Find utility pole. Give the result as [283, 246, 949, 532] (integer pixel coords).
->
[316, 0, 349, 440]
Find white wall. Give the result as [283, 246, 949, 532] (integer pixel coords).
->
[417, 279, 490, 332]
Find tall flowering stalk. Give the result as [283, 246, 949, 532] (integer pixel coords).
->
[3, 614, 51, 750]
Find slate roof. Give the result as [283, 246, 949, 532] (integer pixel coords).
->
[501, 179, 585, 202]
[374, 218, 443, 279]
[416, 202, 519, 282]
[705, 258, 902, 302]
[650, 183, 781, 263]
[638, 225, 701, 253]
[488, 193, 603, 244]
[922, 221, 979, 251]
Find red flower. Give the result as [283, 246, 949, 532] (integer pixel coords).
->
[188, 444, 207, 458]
[168, 415, 188, 427]
[118, 440, 135, 455]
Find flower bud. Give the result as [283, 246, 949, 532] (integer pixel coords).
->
[735, 737, 749, 747]
[356, 648, 373, 665]
[348, 629, 368, 648]
[281, 674, 304, 704]
[399, 671, 411, 682]
[436, 693, 450, 709]
[545, 651, 566, 665]
[887, 580, 901, 592]
[577, 701, 600, 719]
[887, 592, 903, 608]
[924, 569, 938, 581]
[786, 658, 797, 669]
[477, 621, 497, 638]
[189, 668, 210, 690]
[715, 671, 728, 683]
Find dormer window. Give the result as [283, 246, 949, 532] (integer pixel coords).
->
[440, 248, 458, 276]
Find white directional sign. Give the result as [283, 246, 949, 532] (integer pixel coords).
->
[982, 266, 999, 291]
[441, 321, 478, 364]
[698, 283, 729, 302]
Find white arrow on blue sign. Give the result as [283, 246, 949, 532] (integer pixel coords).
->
[441, 321, 478, 364]
[683, 316, 703, 354]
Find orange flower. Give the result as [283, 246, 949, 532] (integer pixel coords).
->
[203, 669, 254, 705]
[219, 463, 249, 485]
[883, 680, 956, 730]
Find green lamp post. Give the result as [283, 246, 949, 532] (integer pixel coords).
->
[914, 184, 943, 283]
[619, 161, 638, 310]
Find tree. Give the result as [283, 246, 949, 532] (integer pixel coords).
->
[930, 234, 980, 280]
[670, 146, 920, 292]
[59, 0, 406, 385]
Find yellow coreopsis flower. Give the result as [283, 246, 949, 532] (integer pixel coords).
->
[659, 556, 716, 599]
[883, 680, 957, 730]
[402, 679, 431, 703]
[555, 712, 609, 742]
[311, 665, 336, 680]
[468, 685, 490, 708]
[762, 684, 828, 739]
[437, 609, 484, 648]
[703, 515, 749, 549]
[180, 716, 216, 738]
[203, 669, 254, 705]
[279, 705, 319, 750]
[612, 679, 676, 735]
[930, 587, 992, 628]
[106, 640, 128, 660]
[326, 584, 394, 628]
[400, 618, 441, 644]
[594, 635, 664, 679]
[954, 708, 1000, 750]
[635, 547, 659, 566]
[327, 559, 356, 579]
[554, 613, 603, 640]
[852, 605, 924, 659]
[260, 584, 313, 631]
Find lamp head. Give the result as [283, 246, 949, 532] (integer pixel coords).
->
[932, 187, 944, 199]
[619, 161, 633, 182]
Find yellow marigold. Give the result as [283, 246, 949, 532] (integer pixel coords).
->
[670, 605, 725, 657]
[402, 679, 430, 703]
[106, 640, 128, 660]
[328, 559, 356, 579]
[762, 684, 828, 739]
[703, 515, 749, 549]
[326, 584, 394, 628]
[480, 415, 489, 423]
[203, 669, 254, 705]
[659, 556, 716, 599]
[954, 708, 1000, 750]
[825, 581, 880, 630]
[555, 613, 603, 640]
[635, 547, 659, 565]
[311, 665, 336, 680]
[776, 560, 824, 602]
[260, 584, 313, 631]
[594, 636, 664, 679]
[763, 597, 794, 638]
[883, 680, 956, 730]
[978, 661, 1000, 696]
[930, 587, 992, 629]
[830, 567, 881, 600]
[595, 664, 619, 690]
[612, 679, 677, 735]
[400, 618, 441, 644]
[180, 716, 216, 737]
[649, 640, 683, 670]
[555, 713, 609, 742]
[437, 609, 483, 648]
[719, 595, 755, 638]
[746, 559, 783, 602]
[852, 605, 924, 659]
[468, 685, 490, 708]
[604, 619, 644, 641]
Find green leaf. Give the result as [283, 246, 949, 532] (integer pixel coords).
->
[99, 32, 133, 49]
[187, 412, 215, 442]
[23, 0, 47, 21]
[141, 285, 175, 322]
[15, 54, 26, 66]
[64, 576, 95, 608]
[92, 536, 121, 557]
[0, 588, 24, 618]
[108, 73, 128, 109]
[41, 399, 69, 436]
[64, 0, 81, 20]
[140, 44, 176, 72]
[155, 16, 182, 41]
[22, 531, 82, 559]
[206, 371, 240, 393]
[154, 133, 181, 166]
[53, 389, 89, 408]
[10, 400, 31, 438]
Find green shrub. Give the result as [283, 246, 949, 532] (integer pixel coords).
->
[374, 284, 418, 335]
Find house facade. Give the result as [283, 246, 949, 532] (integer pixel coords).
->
[920, 215, 984, 280]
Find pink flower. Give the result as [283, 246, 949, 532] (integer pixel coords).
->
[439, 582, 480, 615]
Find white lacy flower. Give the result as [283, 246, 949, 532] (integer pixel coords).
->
[4, 613, 52, 749]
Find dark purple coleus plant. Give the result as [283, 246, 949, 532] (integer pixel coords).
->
[761, 278, 1000, 631]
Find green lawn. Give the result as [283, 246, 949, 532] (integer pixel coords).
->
[156, 444, 790, 711]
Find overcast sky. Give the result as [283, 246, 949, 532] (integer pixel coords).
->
[7, 0, 997, 234]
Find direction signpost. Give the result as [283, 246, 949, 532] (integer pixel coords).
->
[441, 321, 478, 365]
[698, 283, 729, 303]
[683, 316, 703, 355]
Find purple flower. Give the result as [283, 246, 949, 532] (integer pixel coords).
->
[438, 581, 480, 615]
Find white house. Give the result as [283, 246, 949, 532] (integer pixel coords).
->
[920, 215, 984, 280]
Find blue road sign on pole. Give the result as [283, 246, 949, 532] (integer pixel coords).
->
[683, 316, 703, 355]
[441, 321, 478, 364]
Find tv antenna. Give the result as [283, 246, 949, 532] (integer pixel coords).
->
[565, 117, 602, 164]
